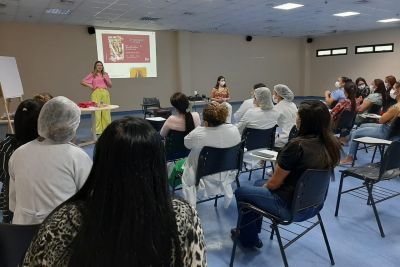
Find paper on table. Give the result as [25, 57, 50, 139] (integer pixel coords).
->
[146, 117, 166, 121]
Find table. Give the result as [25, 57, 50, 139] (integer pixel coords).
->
[189, 100, 209, 112]
[352, 136, 392, 166]
[248, 148, 278, 162]
[360, 113, 381, 120]
[79, 104, 119, 147]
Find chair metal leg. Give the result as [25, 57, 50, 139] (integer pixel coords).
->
[274, 224, 289, 267]
[271, 161, 275, 173]
[214, 195, 218, 207]
[334, 173, 345, 216]
[262, 161, 266, 179]
[371, 146, 378, 163]
[330, 169, 335, 182]
[248, 169, 253, 180]
[270, 226, 275, 240]
[235, 171, 241, 188]
[366, 183, 385, 237]
[317, 213, 335, 265]
[230, 210, 244, 267]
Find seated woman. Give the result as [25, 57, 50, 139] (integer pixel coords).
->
[355, 77, 370, 100]
[355, 79, 386, 125]
[340, 81, 400, 165]
[182, 102, 241, 207]
[211, 75, 233, 123]
[331, 81, 359, 143]
[324, 76, 350, 108]
[234, 100, 340, 248]
[272, 84, 298, 148]
[160, 92, 201, 138]
[0, 99, 44, 223]
[9, 96, 93, 224]
[385, 75, 397, 109]
[236, 87, 278, 134]
[22, 117, 206, 266]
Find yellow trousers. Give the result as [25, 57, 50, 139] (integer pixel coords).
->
[91, 88, 111, 134]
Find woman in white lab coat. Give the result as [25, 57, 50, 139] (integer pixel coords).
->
[182, 102, 241, 208]
[9, 96, 92, 224]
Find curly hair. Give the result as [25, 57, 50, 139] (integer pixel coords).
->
[203, 102, 228, 126]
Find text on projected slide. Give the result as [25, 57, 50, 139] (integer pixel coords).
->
[95, 29, 157, 78]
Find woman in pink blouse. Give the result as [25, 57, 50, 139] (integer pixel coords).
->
[160, 92, 201, 138]
[81, 61, 112, 134]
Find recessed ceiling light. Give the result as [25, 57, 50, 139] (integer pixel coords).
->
[273, 3, 304, 10]
[377, 18, 400, 23]
[45, 8, 72, 15]
[333, 11, 360, 17]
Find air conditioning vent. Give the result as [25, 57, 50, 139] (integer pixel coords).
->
[140, 16, 161, 21]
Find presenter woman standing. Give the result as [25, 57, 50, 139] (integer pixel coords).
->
[211, 75, 232, 123]
[81, 61, 112, 135]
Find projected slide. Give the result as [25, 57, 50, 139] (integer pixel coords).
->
[95, 29, 157, 78]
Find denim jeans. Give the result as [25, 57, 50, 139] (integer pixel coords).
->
[348, 123, 390, 157]
[234, 179, 291, 247]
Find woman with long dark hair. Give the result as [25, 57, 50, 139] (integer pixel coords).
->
[23, 117, 206, 267]
[355, 77, 370, 100]
[160, 92, 201, 137]
[233, 100, 341, 248]
[355, 78, 386, 125]
[331, 81, 359, 123]
[385, 75, 397, 109]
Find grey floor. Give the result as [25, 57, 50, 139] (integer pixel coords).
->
[6, 97, 400, 267]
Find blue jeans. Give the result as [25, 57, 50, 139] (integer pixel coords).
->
[348, 123, 390, 157]
[234, 179, 291, 247]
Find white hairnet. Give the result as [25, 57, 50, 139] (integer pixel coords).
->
[254, 87, 273, 110]
[274, 84, 295, 102]
[38, 96, 81, 143]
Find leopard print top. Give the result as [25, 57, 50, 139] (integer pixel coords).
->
[22, 198, 207, 266]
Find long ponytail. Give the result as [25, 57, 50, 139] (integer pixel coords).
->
[170, 92, 195, 133]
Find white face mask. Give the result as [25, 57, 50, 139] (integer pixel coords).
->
[335, 81, 340, 88]
[390, 88, 397, 100]
[358, 84, 365, 90]
[384, 82, 390, 89]
[219, 81, 225, 86]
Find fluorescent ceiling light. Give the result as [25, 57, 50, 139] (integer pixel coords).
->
[45, 8, 72, 15]
[333, 11, 360, 17]
[377, 18, 400, 23]
[273, 3, 304, 10]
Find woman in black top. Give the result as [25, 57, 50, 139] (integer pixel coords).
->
[234, 100, 341, 248]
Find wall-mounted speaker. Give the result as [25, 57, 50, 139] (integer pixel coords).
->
[246, 35, 253, 42]
[307, 37, 313, 43]
[87, 26, 95, 35]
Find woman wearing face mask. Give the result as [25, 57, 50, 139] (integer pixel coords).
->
[324, 76, 350, 108]
[385, 75, 397, 109]
[355, 77, 370, 100]
[340, 82, 400, 165]
[210, 75, 232, 123]
[272, 84, 298, 148]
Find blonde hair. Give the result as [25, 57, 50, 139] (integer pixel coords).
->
[33, 92, 53, 104]
[203, 102, 228, 126]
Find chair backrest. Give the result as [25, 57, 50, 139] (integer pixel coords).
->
[195, 142, 243, 186]
[379, 141, 400, 179]
[143, 97, 161, 108]
[368, 104, 382, 115]
[334, 110, 356, 132]
[0, 223, 40, 267]
[242, 126, 277, 151]
[290, 169, 331, 222]
[165, 130, 190, 161]
[387, 117, 400, 140]
[288, 125, 298, 142]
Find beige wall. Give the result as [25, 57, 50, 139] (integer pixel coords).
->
[307, 28, 400, 96]
[0, 22, 178, 111]
[190, 33, 305, 100]
[0, 22, 306, 112]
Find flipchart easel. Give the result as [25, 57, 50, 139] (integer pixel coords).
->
[0, 56, 24, 134]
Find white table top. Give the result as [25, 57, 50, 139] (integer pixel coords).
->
[354, 136, 392, 145]
[80, 104, 119, 112]
[360, 113, 381, 119]
[146, 116, 166, 121]
[248, 149, 278, 161]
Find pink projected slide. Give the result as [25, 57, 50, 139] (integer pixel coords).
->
[102, 34, 150, 63]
